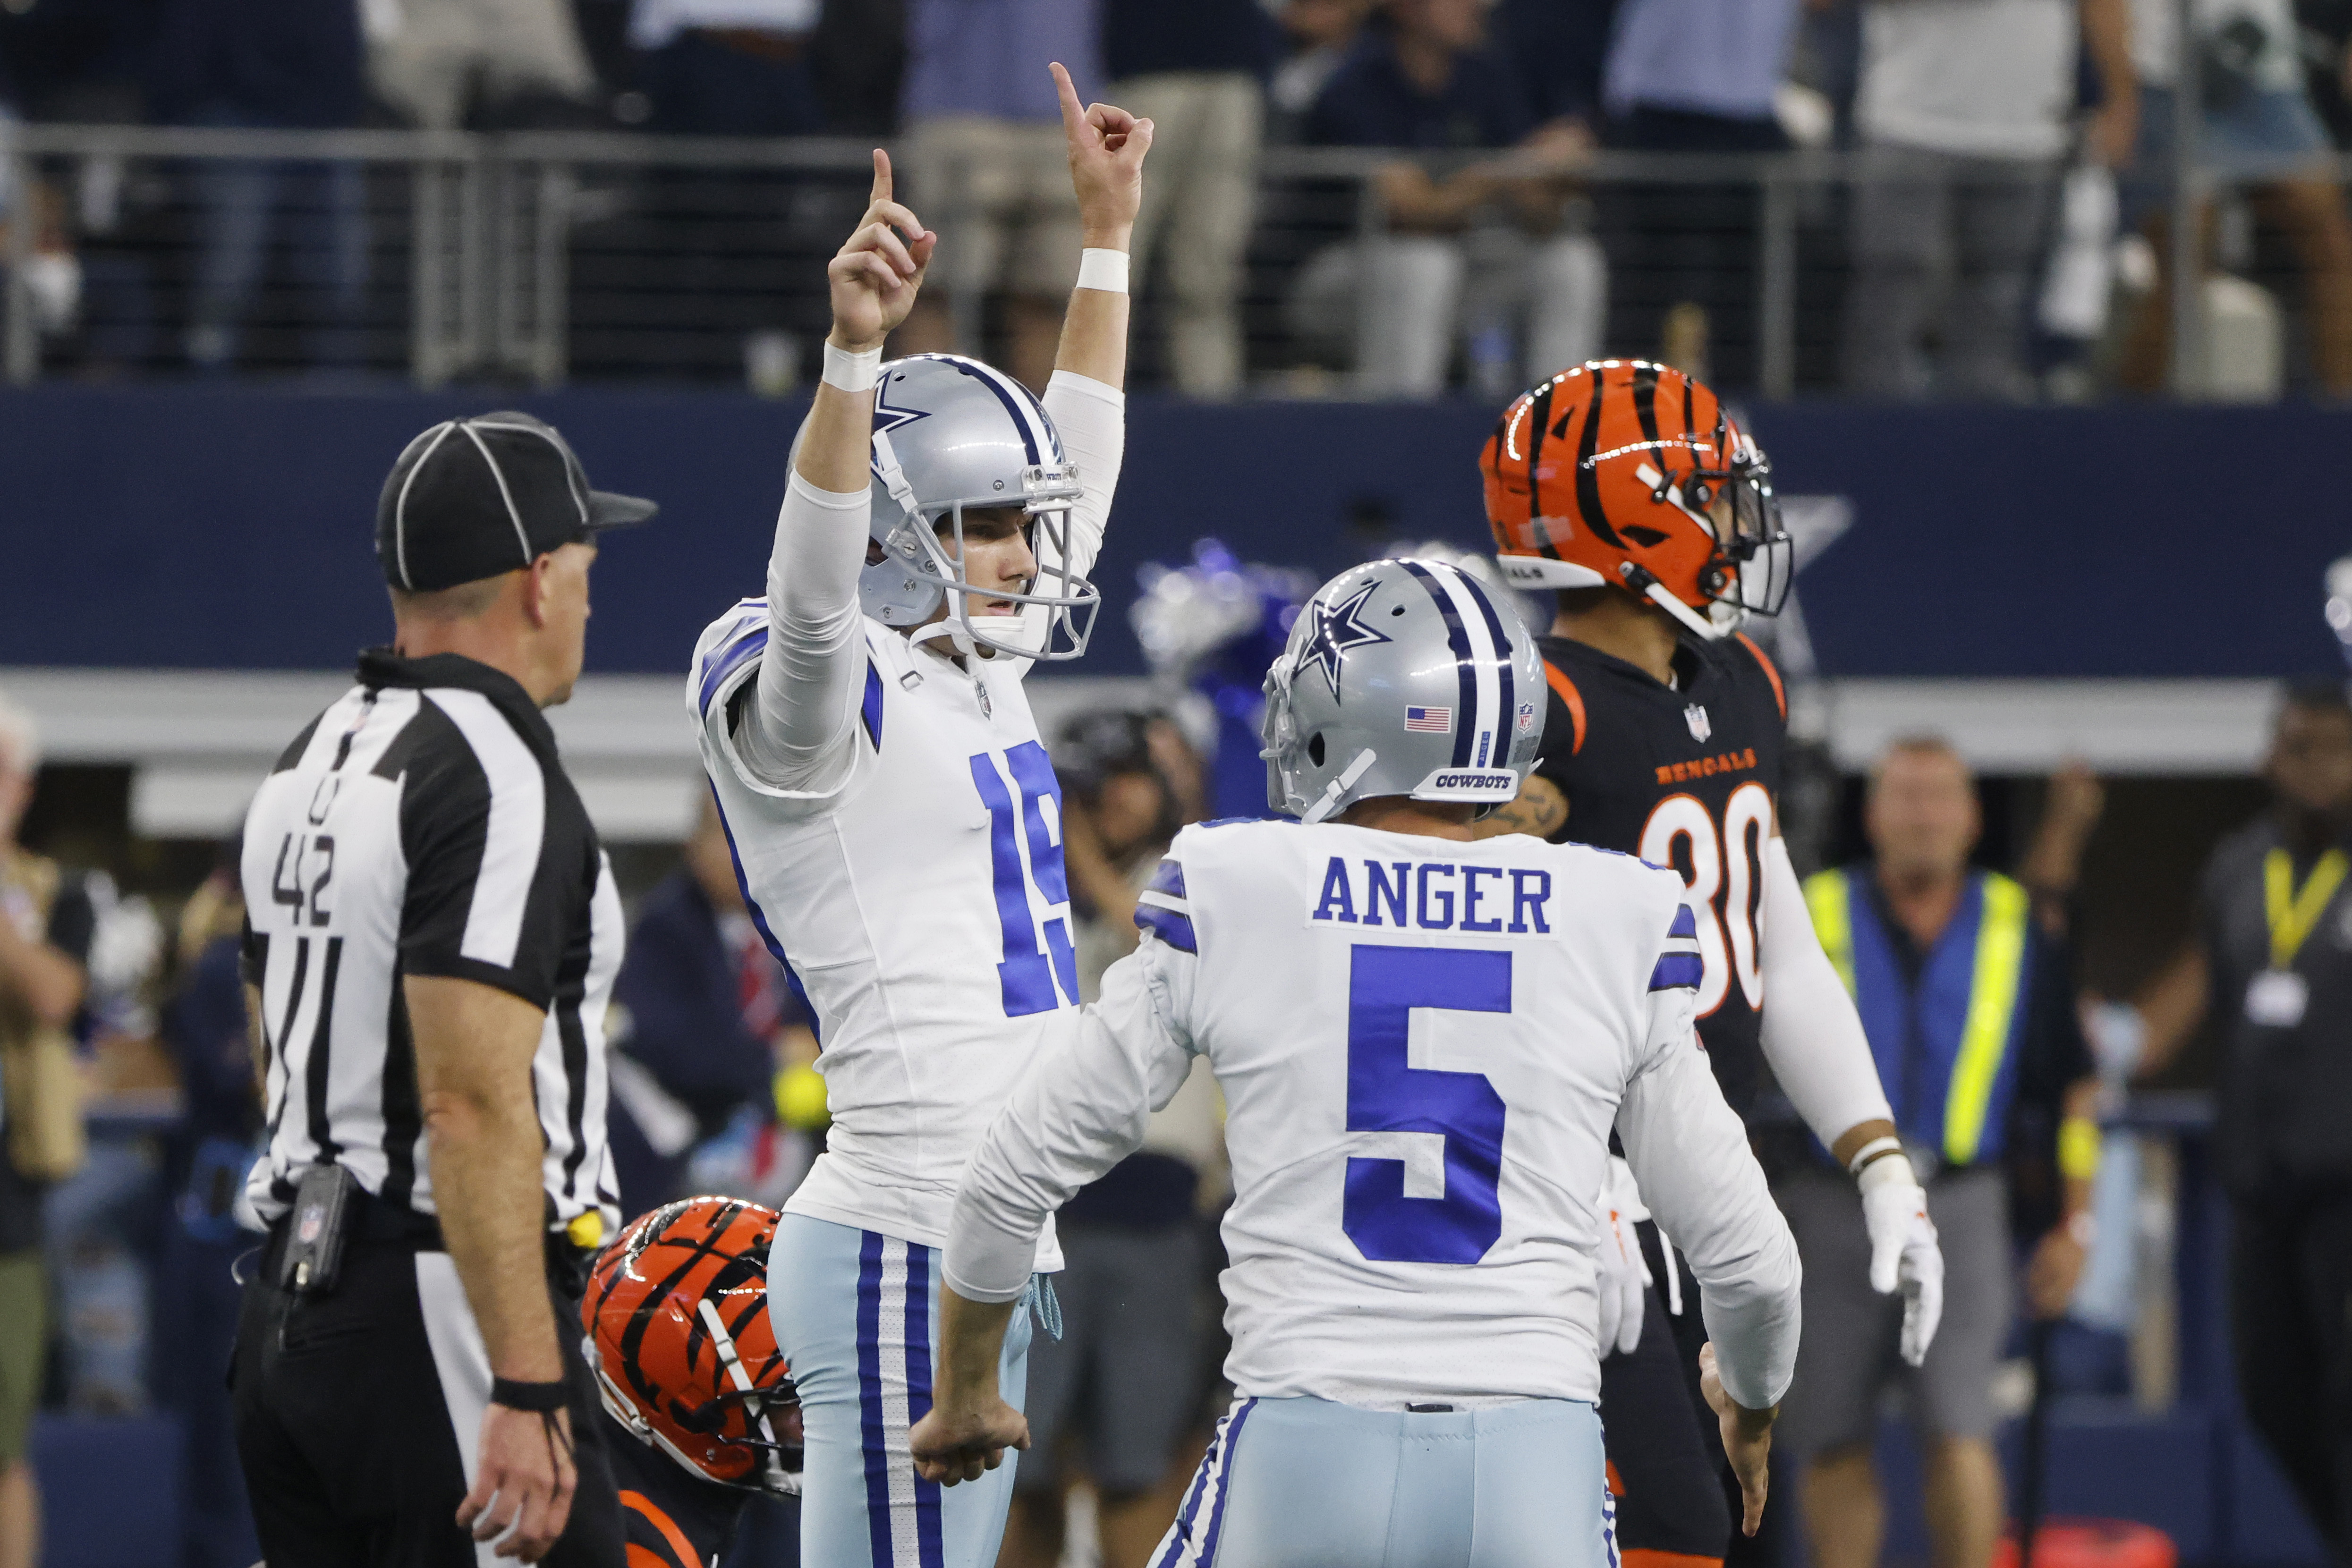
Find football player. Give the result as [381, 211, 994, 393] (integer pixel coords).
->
[1477, 359, 1944, 1566]
[683, 63, 1151, 1568]
[908, 558, 1803, 1568]
[584, 1198, 801, 1568]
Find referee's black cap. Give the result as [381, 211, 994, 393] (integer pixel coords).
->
[376, 411, 658, 592]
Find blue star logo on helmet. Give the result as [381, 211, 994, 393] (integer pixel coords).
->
[870, 370, 933, 440]
[1303, 582, 1392, 700]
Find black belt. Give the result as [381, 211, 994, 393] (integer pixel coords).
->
[265, 1184, 598, 1295]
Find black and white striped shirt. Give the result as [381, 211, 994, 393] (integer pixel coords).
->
[239, 649, 621, 1237]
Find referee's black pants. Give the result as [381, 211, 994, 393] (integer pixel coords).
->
[2234, 1188, 2352, 1564]
[231, 1223, 625, 1568]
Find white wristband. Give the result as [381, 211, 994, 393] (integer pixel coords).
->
[822, 340, 882, 393]
[1846, 1136, 1904, 1178]
[1076, 247, 1129, 295]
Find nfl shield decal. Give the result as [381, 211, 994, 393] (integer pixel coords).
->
[1684, 703, 1711, 743]
[1517, 701, 1536, 734]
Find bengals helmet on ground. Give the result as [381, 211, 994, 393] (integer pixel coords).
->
[1480, 359, 1791, 640]
[583, 1196, 800, 1495]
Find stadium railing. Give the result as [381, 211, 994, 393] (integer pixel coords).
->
[0, 122, 2326, 398]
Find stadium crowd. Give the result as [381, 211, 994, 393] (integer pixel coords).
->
[3, 0, 2352, 394]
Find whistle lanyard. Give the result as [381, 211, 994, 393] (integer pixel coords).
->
[2264, 848, 2348, 971]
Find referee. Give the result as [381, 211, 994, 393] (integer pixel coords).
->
[231, 412, 651, 1566]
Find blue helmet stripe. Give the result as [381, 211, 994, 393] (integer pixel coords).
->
[1452, 567, 1517, 769]
[1397, 559, 1480, 768]
[945, 356, 1050, 466]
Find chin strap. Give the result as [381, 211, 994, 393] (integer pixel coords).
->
[1622, 563, 1732, 642]
[870, 431, 921, 525]
[696, 1298, 795, 1496]
[1303, 748, 1380, 824]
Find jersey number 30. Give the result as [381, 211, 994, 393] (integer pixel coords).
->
[1343, 944, 1511, 1266]
[1639, 780, 1771, 1017]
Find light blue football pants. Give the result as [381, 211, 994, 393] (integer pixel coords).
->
[1150, 1394, 1616, 1568]
[769, 1214, 1035, 1568]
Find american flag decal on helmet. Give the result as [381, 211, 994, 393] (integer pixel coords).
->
[1404, 706, 1452, 732]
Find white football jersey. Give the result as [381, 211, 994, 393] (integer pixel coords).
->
[945, 819, 1802, 1413]
[691, 599, 1076, 1265]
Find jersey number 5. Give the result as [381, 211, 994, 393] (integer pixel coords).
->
[1343, 944, 1511, 1266]
[1639, 780, 1770, 1018]
[970, 741, 1079, 1018]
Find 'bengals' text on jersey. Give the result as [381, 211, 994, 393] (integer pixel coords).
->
[1533, 630, 1789, 1119]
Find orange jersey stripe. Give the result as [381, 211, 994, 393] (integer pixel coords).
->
[1734, 632, 1786, 721]
[621, 1490, 703, 1568]
[1621, 1551, 1724, 1568]
[1543, 660, 1588, 755]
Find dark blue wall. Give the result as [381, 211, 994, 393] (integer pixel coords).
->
[2, 385, 2344, 679]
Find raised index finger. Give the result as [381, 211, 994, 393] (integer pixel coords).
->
[1050, 61, 1086, 138]
[869, 147, 893, 207]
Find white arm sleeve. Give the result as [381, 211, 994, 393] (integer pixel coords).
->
[1758, 835, 1893, 1148]
[736, 470, 872, 791]
[1040, 369, 1123, 583]
[1620, 979, 1803, 1411]
[944, 934, 1198, 1303]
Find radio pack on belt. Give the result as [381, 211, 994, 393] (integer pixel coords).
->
[280, 1164, 360, 1295]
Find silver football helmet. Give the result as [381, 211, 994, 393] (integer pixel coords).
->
[1262, 558, 1545, 823]
[859, 354, 1100, 661]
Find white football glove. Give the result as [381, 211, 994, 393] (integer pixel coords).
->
[1859, 1153, 1944, 1366]
[1596, 1155, 1654, 1358]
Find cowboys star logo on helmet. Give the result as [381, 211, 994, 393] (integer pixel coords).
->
[1302, 581, 1392, 700]
[1481, 360, 1792, 641]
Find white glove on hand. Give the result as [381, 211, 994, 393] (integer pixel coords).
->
[1596, 1156, 1654, 1358]
[1859, 1153, 1944, 1366]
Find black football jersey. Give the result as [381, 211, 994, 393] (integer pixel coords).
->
[1533, 630, 1789, 1118]
[604, 1413, 750, 1568]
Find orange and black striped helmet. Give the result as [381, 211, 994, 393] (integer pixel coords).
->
[1480, 360, 1791, 640]
[583, 1197, 799, 1495]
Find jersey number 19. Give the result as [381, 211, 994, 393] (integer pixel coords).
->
[969, 740, 1079, 1018]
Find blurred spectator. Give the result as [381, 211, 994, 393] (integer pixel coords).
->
[2108, 684, 2352, 1553]
[1267, 0, 1373, 139]
[1096, 0, 1270, 399]
[1101, 0, 1273, 397]
[1054, 710, 1193, 990]
[2297, 0, 2352, 145]
[0, 693, 93, 1568]
[1780, 738, 2095, 1568]
[1597, 0, 1802, 387]
[1295, 0, 1599, 396]
[148, 0, 369, 372]
[154, 855, 260, 1568]
[607, 793, 817, 1217]
[2115, 0, 2352, 395]
[629, 0, 824, 135]
[1001, 711, 1219, 1568]
[366, 0, 599, 129]
[1838, 0, 2136, 400]
[1493, 0, 1613, 132]
[808, 0, 907, 135]
[890, 0, 1101, 390]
